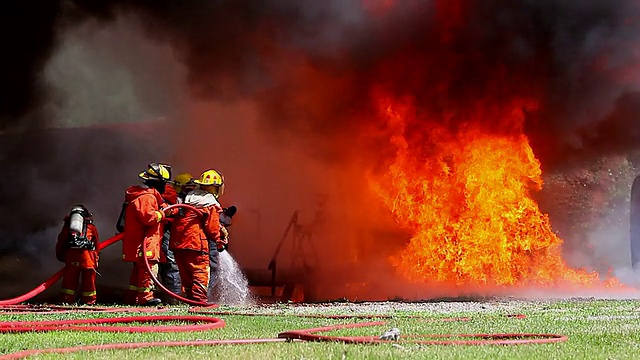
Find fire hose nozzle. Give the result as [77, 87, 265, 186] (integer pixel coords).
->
[216, 243, 228, 253]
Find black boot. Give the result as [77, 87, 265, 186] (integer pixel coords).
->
[140, 298, 162, 306]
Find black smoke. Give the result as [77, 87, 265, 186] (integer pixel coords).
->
[0, 2, 61, 128]
[4, 1, 640, 159]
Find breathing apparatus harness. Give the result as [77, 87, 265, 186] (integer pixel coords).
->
[66, 205, 95, 251]
[116, 180, 169, 233]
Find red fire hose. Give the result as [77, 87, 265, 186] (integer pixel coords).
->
[0, 311, 567, 359]
[0, 337, 287, 360]
[278, 320, 568, 345]
[193, 309, 565, 344]
[0, 233, 124, 306]
[0, 315, 225, 333]
[0, 304, 169, 314]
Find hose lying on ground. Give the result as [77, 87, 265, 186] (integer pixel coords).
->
[0, 337, 287, 360]
[0, 315, 225, 333]
[193, 309, 566, 344]
[0, 304, 169, 314]
[0, 310, 568, 359]
[278, 320, 568, 345]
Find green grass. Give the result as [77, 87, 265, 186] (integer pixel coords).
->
[1, 299, 640, 359]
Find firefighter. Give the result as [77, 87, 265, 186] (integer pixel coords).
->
[122, 162, 171, 306]
[158, 173, 193, 302]
[55, 204, 99, 305]
[194, 170, 230, 293]
[194, 170, 229, 293]
[169, 169, 225, 302]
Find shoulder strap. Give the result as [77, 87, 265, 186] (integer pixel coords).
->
[115, 201, 128, 233]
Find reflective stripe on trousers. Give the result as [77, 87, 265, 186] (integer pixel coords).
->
[60, 288, 76, 295]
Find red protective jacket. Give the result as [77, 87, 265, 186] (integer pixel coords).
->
[122, 185, 165, 262]
[55, 218, 99, 269]
[169, 190, 221, 253]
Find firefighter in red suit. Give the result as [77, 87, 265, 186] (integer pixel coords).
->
[121, 162, 171, 306]
[55, 204, 100, 305]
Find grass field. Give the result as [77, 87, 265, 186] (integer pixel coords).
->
[1, 298, 639, 359]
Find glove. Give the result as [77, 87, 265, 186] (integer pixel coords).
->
[219, 226, 229, 241]
[161, 203, 178, 217]
[216, 227, 229, 252]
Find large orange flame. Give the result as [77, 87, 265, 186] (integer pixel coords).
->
[368, 94, 614, 288]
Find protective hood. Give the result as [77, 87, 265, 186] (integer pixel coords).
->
[162, 183, 178, 205]
[125, 185, 163, 204]
[184, 189, 222, 211]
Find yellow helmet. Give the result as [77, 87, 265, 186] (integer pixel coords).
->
[174, 173, 193, 187]
[173, 172, 194, 193]
[139, 162, 171, 182]
[194, 169, 225, 198]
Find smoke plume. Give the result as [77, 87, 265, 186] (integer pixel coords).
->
[71, 1, 640, 166]
[3, 1, 640, 160]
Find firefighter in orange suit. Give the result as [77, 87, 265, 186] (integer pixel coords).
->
[55, 204, 100, 305]
[169, 169, 225, 302]
[122, 162, 171, 306]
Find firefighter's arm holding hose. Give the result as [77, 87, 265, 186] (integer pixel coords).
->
[204, 206, 226, 252]
[218, 226, 229, 252]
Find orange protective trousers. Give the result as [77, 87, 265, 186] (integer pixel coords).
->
[174, 249, 210, 302]
[124, 259, 158, 304]
[60, 265, 97, 304]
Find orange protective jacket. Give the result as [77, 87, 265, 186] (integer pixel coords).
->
[122, 185, 165, 262]
[55, 218, 99, 269]
[163, 184, 178, 205]
[162, 184, 177, 227]
[169, 190, 221, 253]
